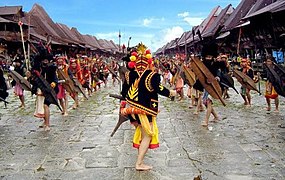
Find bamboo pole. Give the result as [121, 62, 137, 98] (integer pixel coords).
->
[237, 28, 242, 57]
[18, 21, 29, 70]
[184, 32, 187, 62]
[27, 15, 30, 68]
[118, 30, 121, 52]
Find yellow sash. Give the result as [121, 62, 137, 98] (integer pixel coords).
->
[133, 114, 159, 149]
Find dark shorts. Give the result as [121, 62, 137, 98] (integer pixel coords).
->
[44, 86, 59, 106]
[128, 114, 153, 124]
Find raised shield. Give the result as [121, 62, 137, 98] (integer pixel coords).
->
[57, 69, 76, 94]
[182, 65, 196, 86]
[9, 70, 32, 91]
[233, 69, 259, 93]
[33, 72, 62, 112]
[190, 56, 226, 106]
[72, 78, 88, 100]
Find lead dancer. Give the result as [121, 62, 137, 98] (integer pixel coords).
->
[121, 43, 176, 171]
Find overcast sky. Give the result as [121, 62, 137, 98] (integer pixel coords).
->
[0, 0, 240, 51]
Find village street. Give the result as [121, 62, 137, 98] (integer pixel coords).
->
[0, 78, 284, 180]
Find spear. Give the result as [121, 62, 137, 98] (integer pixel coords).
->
[118, 30, 121, 52]
[18, 21, 29, 70]
[127, 37, 131, 50]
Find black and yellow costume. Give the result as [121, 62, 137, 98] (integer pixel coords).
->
[121, 43, 173, 149]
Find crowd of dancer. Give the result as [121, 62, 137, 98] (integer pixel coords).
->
[158, 47, 281, 127]
[0, 46, 120, 131]
[0, 42, 283, 171]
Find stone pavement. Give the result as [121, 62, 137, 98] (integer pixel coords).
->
[0, 79, 284, 180]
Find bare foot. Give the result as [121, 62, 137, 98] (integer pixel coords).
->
[201, 121, 208, 127]
[19, 105, 25, 108]
[266, 107, 271, 111]
[135, 163, 153, 171]
[210, 118, 219, 123]
[244, 103, 251, 108]
[72, 104, 77, 109]
[63, 112, 68, 116]
[193, 111, 198, 115]
[44, 125, 50, 131]
[274, 109, 279, 113]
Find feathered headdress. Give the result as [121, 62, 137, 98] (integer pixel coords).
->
[128, 43, 153, 74]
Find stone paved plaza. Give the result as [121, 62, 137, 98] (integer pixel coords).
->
[0, 80, 284, 180]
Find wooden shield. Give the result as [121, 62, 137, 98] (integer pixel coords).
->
[220, 72, 239, 94]
[72, 78, 88, 100]
[9, 70, 32, 91]
[233, 69, 259, 93]
[57, 69, 76, 94]
[106, 65, 120, 82]
[190, 56, 226, 106]
[182, 65, 196, 86]
[264, 63, 285, 97]
[33, 73, 62, 112]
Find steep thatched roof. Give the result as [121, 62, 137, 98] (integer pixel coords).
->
[243, 0, 285, 19]
[202, 4, 234, 38]
[222, 0, 256, 31]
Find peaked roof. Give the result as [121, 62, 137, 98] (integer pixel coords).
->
[56, 23, 82, 44]
[28, 4, 87, 46]
[0, 4, 144, 52]
[166, 38, 179, 50]
[202, 4, 234, 38]
[243, 0, 285, 19]
[246, 0, 275, 17]
[191, 6, 222, 43]
[0, 6, 22, 16]
[70, 27, 86, 43]
[28, 4, 66, 44]
[177, 31, 192, 46]
[197, 6, 222, 35]
[222, 0, 256, 31]
[109, 40, 119, 52]
[163, 42, 171, 52]
[82, 34, 101, 49]
[98, 39, 114, 51]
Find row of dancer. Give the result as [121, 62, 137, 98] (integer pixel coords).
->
[1, 50, 121, 131]
[158, 47, 281, 127]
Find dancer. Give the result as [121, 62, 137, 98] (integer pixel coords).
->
[264, 57, 279, 112]
[56, 56, 69, 116]
[12, 57, 26, 108]
[240, 58, 254, 106]
[121, 43, 176, 171]
[32, 53, 59, 131]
